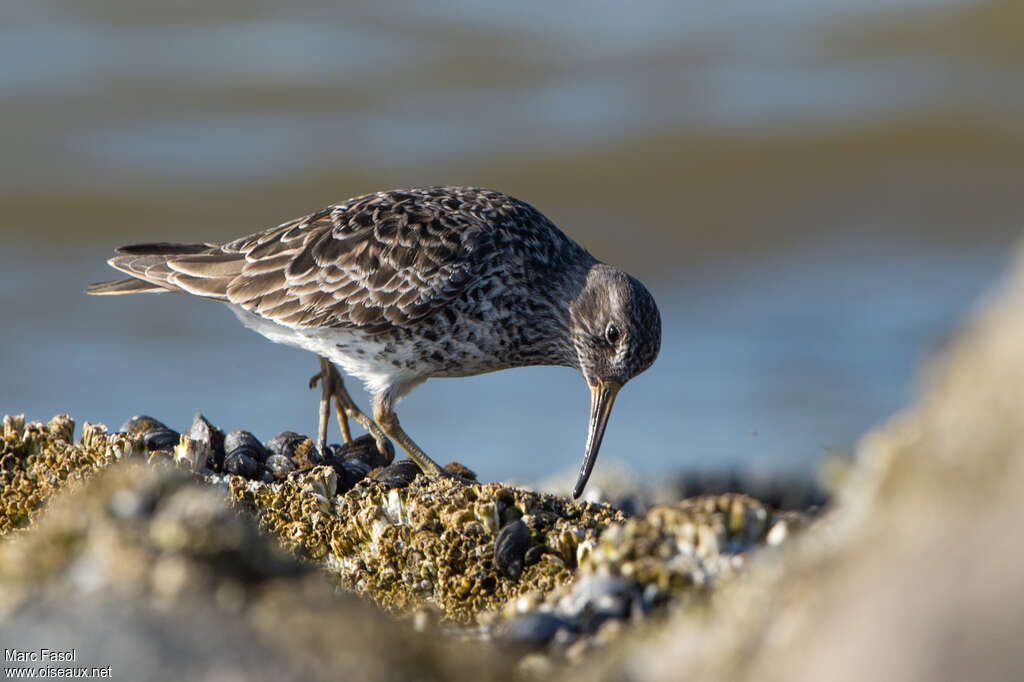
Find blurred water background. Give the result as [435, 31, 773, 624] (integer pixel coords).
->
[2, 0, 1022, 484]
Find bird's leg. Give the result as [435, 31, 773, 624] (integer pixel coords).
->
[337, 397, 353, 443]
[311, 358, 334, 454]
[310, 357, 394, 462]
[325, 362, 353, 444]
[373, 398, 453, 479]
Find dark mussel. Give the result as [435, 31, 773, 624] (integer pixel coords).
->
[267, 431, 322, 467]
[524, 545, 547, 568]
[329, 434, 392, 469]
[224, 451, 267, 479]
[140, 427, 180, 452]
[340, 458, 372, 482]
[120, 415, 167, 437]
[371, 459, 422, 489]
[265, 431, 303, 457]
[317, 443, 374, 493]
[494, 518, 530, 581]
[496, 612, 577, 651]
[315, 456, 369, 494]
[224, 430, 270, 463]
[266, 454, 297, 480]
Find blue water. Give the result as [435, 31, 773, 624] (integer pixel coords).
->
[0, 0, 1014, 485]
[0, 238, 1005, 483]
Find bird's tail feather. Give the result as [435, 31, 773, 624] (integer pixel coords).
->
[87, 240, 238, 300]
[85, 278, 168, 295]
[87, 242, 214, 295]
[114, 242, 212, 256]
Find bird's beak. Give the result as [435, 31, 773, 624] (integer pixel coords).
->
[573, 379, 622, 499]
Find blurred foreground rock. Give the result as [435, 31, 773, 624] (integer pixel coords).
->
[0, 463, 510, 682]
[580, 251, 1024, 682]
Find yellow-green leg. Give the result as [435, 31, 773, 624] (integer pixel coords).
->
[372, 399, 457, 479]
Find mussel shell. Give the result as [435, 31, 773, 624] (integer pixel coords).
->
[303, 446, 326, 467]
[224, 430, 269, 463]
[334, 458, 372, 493]
[268, 433, 322, 467]
[330, 434, 391, 469]
[120, 415, 167, 437]
[524, 545, 547, 567]
[140, 427, 180, 452]
[340, 458, 371, 481]
[266, 454, 297, 479]
[494, 518, 530, 581]
[371, 459, 422, 489]
[227, 444, 267, 464]
[224, 451, 266, 479]
[496, 612, 577, 650]
[264, 431, 305, 457]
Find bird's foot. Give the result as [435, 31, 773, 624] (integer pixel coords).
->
[312, 359, 395, 462]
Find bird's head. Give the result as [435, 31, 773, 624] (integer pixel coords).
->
[568, 264, 662, 498]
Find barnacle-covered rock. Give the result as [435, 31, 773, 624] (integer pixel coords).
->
[0, 414, 136, 535]
[1, 412, 806, 641]
[46, 414, 75, 444]
[493, 493, 808, 657]
[174, 434, 211, 473]
[227, 470, 626, 623]
[571, 494, 788, 587]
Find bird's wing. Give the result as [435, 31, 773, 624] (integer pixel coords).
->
[100, 190, 504, 333]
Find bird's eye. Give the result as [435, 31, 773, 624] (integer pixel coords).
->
[605, 323, 621, 345]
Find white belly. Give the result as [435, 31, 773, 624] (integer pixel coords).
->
[227, 305, 425, 401]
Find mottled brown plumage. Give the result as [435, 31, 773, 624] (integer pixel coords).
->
[88, 186, 661, 496]
[103, 188, 575, 333]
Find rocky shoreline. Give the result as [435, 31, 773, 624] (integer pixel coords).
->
[0, 411, 811, 677]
